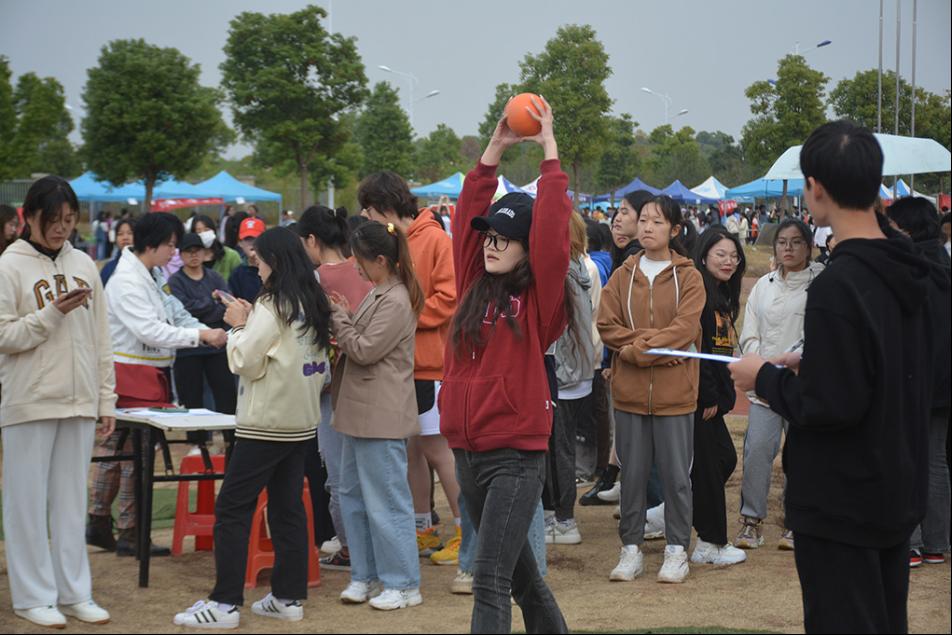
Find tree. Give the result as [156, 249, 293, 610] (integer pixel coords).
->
[82, 39, 229, 210]
[696, 130, 758, 186]
[354, 82, 413, 178]
[741, 55, 829, 173]
[413, 124, 468, 183]
[0, 57, 15, 179]
[829, 70, 951, 151]
[595, 113, 639, 199]
[645, 125, 709, 188]
[519, 25, 613, 205]
[221, 5, 368, 208]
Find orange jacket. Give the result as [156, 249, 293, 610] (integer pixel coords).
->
[407, 212, 456, 380]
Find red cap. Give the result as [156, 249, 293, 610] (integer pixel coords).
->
[238, 217, 266, 240]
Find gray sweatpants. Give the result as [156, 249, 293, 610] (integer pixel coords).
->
[614, 411, 694, 547]
[1, 418, 96, 609]
[739, 403, 788, 520]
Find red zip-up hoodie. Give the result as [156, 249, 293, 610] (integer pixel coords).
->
[439, 159, 570, 452]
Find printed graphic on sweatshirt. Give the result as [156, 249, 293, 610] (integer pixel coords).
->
[482, 296, 522, 325]
[712, 311, 736, 357]
[33, 275, 92, 310]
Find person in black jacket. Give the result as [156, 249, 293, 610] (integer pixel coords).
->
[886, 196, 951, 567]
[730, 120, 936, 634]
[689, 227, 748, 566]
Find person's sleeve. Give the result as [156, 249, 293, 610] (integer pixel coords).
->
[417, 234, 457, 330]
[755, 300, 872, 431]
[92, 274, 117, 418]
[107, 281, 201, 350]
[330, 295, 409, 366]
[227, 303, 279, 380]
[453, 162, 498, 297]
[530, 160, 572, 340]
[0, 266, 65, 354]
[697, 307, 719, 409]
[596, 268, 638, 353]
[164, 286, 206, 330]
[738, 281, 761, 355]
[623, 268, 705, 367]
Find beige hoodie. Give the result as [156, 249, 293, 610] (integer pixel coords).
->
[0, 239, 117, 426]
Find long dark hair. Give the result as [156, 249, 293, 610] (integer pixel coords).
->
[0, 204, 18, 254]
[298, 205, 350, 255]
[191, 214, 225, 263]
[225, 211, 248, 248]
[253, 227, 332, 349]
[20, 176, 79, 242]
[349, 221, 424, 315]
[886, 196, 941, 242]
[693, 227, 746, 322]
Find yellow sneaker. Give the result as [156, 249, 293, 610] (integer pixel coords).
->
[430, 526, 461, 566]
[416, 527, 442, 556]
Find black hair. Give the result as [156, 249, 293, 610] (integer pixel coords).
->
[430, 209, 446, 231]
[133, 212, 184, 253]
[112, 217, 136, 242]
[297, 205, 349, 250]
[191, 214, 225, 263]
[610, 191, 653, 267]
[773, 218, 814, 264]
[346, 214, 368, 234]
[253, 227, 332, 349]
[680, 218, 698, 256]
[693, 226, 746, 322]
[639, 195, 689, 257]
[357, 171, 418, 220]
[800, 120, 883, 210]
[0, 204, 18, 253]
[349, 221, 424, 315]
[20, 176, 80, 242]
[225, 211, 248, 248]
[622, 190, 654, 212]
[941, 212, 951, 228]
[886, 196, 941, 243]
[585, 220, 605, 251]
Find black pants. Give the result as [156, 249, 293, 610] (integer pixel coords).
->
[303, 436, 335, 546]
[592, 372, 613, 471]
[544, 395, 592, 520]
[690, 414, 737, 545]
[210, 438, 309, 606]
[793, 532, 909, 634]
[174, 353, 237, 444]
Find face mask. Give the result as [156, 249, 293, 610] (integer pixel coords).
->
[198, 230, 215, 248]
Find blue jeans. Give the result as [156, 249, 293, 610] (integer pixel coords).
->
[318, 394, 347, 548]
[458, 488, 547, 578]
[455, 448, 567, 634]
[339, 435, 419, 590]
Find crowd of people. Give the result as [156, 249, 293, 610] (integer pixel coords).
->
[0, 105, 949, 635]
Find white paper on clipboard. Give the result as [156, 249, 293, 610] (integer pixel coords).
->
[646, 348, 741, 364]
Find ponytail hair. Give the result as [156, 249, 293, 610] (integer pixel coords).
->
[298, 205, 350, 249]
[350, 221, 424, 316]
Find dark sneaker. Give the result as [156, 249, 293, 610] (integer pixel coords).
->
[922, 552, 946, 565]
[909, 549, 923, 568]
[86, 514, 117, 551]
[579, 469, 618, 506]
[116, 530, 171, 558]
[320, 551, 351, 571]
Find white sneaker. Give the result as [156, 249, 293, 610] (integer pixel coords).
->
[339, 580, 383, 604]
[644, 503, 665, 539]
[60, 600, 110, 624]
[451, 570, 473, 595]
[251, 593, 303, 622]
[691, 539, 748, 566]
[545, 519, 582, 544]
[609, 544, 644, 581]
[597, 481, 621, 502]
[658, 545, 689, 583]
[368, 588, 423, 611]
[14, 605, 67, 628]
[172, 600, 240, 629]
[320, 536, 341, 555]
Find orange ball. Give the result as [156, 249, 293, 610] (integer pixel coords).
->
[504, 93, 543, 137]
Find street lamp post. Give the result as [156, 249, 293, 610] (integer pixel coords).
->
[378, 65, 439, 131]
[640, 87, 687, 126]
[793, 39, 832, 55]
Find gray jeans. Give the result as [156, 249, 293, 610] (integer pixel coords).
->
[614, 411, 694, 547]
[739, 403, 788, 521]
[910, 409, 951, 553]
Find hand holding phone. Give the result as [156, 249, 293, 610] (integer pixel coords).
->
[54, 287, 93, 315]
[214, 289, 237, 305]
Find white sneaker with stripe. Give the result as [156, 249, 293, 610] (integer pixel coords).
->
[172, 600, 240, 629]
[251, 593, 303, 622]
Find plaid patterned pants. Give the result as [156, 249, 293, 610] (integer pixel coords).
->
[88, 430, 136, 530]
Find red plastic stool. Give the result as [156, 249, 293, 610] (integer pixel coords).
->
[244, 481, 321, 589]
[172, 453, 226, 556]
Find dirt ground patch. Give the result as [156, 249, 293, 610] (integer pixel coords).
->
[1, 416, 949, 634]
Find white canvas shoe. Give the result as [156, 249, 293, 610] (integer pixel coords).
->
[597, 481, 621, 502]
[60, 600, 110, 624]
[14, 605, 67, 629]
[644, 503, 665, 539]
[609, 544, 644, 581]
[172, 600, 240, 629]
[251, 593, 303, 621]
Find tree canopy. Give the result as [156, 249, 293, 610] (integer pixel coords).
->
[354, 82, 414, 178]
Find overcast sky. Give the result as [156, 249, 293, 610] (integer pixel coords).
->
[1, 0, 949, 159]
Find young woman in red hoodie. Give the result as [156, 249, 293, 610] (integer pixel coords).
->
[439, 97, 569, 634]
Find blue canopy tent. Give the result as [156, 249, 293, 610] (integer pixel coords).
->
[725, 178, 804, 200]
[661, 180, 717, 204]
[192, 171, 282, 204]
[410, 172, 464, 199]
[593, 177, 661, 203]
[70, 172, 143, 203]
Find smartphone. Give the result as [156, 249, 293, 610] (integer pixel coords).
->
[63, 288, 93, 300]
[214, 289, 237, 305]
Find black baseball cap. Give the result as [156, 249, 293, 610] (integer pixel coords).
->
[471, 192, 534, 241]
[179, 233, 204, 251]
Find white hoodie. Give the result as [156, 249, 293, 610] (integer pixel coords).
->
[0, 239, 117, 426]
[106, 247, 205, 367]
[740, 261, 824, 406]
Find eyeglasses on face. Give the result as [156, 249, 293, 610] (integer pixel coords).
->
[776, 239, 807, 250]
[482, 232, 511, 252]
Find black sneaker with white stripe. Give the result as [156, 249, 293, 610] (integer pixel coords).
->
[172, 600, 240, 629]
[251, 593, 304, 622]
